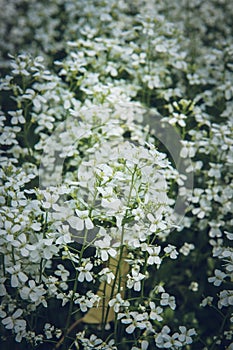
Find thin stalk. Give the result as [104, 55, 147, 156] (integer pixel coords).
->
[54, 226, 89, 349]
[101, 280, 107, 325]
[61, 270, 79, 350]
[39, 258, 44, 283]
[0, 254, 6, 276]
[140, 250, 148, 299]
[11, 246, 16, 265]
[79, 228, 88, 258]
[102, 231, 125, 334]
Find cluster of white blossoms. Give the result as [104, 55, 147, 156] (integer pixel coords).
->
[0, 52, 193, 349]
[0, 0, 233, 349]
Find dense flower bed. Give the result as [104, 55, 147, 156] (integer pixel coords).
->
[0, 1, 232, 349]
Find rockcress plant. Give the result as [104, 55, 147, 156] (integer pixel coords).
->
[0, 53, 194, 349]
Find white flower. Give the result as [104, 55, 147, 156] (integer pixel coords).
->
[160, 293, 176, 310]
[144, 74, 161, 89]
[74, 291, 100, 312]
[55, 264, 70, 281]
[56, 225, 73, 245]
[42, 190, 59, 209]
[44, 323, 54, 339]
[209, 221, 223, 238]
[95, 235, 117, 261]
[44, 276, 59, 296]
[208, 163, 222, 179]
[120, 311, 148, 334]
[132, 340, 149, 350]
[177, 326, 196, 344]
[19, 280, 46, 304]
[127, 269, 145, 292]
[155, 324, 192, 348]
[180, 141, 196, 158]
[132, 207, 145, 221]
[164, 336, 182, 348]
[0, 306, 6, 319]
[208, 269, 227, 286]
[179, 242, 195, 256]
[29, 236, 59, 262]
[11, 233, 36, 257]
[147, 246, 162, 267]
[192, 198, 211, 219]
[221, 249, 233, 273]
[95, 164, 113, 182]
[224, 231, 233, 240]
[8, 110, 25, 124]
[169, 112, 187, 127]
[147, 213, 167, 232]
[189, 282, 199, 292]
[56, 291, 72, 307]
[164, 245, 178, 259]
[6, 264, 28, 288]
[77, 261, 93, 282]
[31, 222, 42, 231]
[69, 209, 94, 231]
[218, 290, 233, 309]
[200, 296, 213, 307]
[149, 302, 163, 321]
[109, 293, 130, 313]
[98, 268, 115, 284]
[80, 333, 102, 348]
[2, 308, 26, 332]
[75, 295, 93, 312]
[97, 186, 122, 211]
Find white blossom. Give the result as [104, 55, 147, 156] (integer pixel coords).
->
[98, 268, 115, 284]
[127, 269, 145, 292]
[69, 209, 94, 231]
[94, 235, 117, 261]
[180, 141, 196, 158]
[6, 265, 28, 288]
[77, 261, 93, 282]
[160, 293, 176, 310]
[54, 264, 70, 281]
[146, 246, 162, 267]
[2, 308, 26, 334]
[147, 213, 167, 233]
[208, 269, 227, 287]
[164, 245, 179, 259]
[19, 280, 46, 305]
[109, 293, 130, 313]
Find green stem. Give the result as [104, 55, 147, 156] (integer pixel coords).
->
[0, 254, 5, 276]
[102, 228, 125, 332]
[11, 247, 16, 265]
[39, 258, 44, 283]
[127, 165, 137, 207]
[58, 227, 88, 349]
[140, 251, 148, 299]
[101, 281, 107, 325]
[62, 270, 79, 350]
[79, 228, 88, 258]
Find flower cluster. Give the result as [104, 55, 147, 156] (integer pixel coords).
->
[0, 49, 189, 349]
